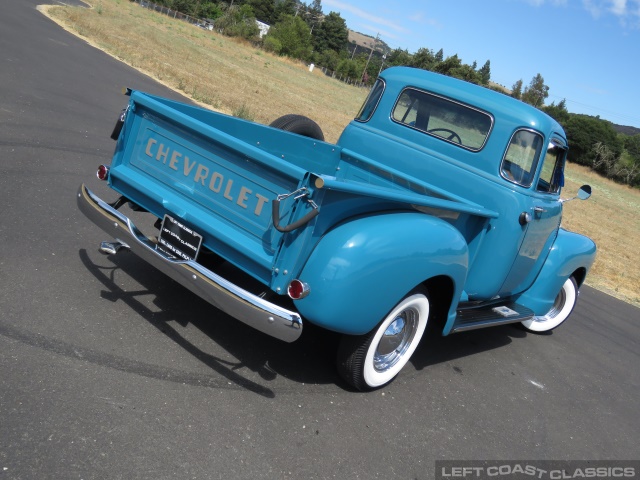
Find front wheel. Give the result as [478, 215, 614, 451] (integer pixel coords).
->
[337, 290, 430, 391]
[521, 277, 578, 333]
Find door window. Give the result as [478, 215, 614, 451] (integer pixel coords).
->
[501, 129, 543, 187]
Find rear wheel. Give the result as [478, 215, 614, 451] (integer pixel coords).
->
[269, 114, 324, 141]
[337, 290, 430, 391]
[521, 277, 578, 333]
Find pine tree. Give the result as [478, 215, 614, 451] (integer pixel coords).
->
[521, 73, 549, 107]
[511, 79, 523, 100]
[478, 60, 491, 84]
[411, 48, 436, 71]
[313, 11, 348, 54]
[306, 0, 323, 31]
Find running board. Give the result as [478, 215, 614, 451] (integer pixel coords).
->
[451, 302, 534, 333]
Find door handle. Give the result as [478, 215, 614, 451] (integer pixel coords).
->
[533, 206, 547, 219]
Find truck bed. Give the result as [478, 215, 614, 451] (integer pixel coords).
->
[107, 91, 497, 294]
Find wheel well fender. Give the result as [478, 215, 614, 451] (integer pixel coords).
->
[293, 212, 468, 335]
[514, 229, 596, 315]
[422, 276, 456, 335]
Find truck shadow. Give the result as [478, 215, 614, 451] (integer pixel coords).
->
[78, 248, 341, 396]
[410, 324, 526, 373]
[78, 248, 530, 393]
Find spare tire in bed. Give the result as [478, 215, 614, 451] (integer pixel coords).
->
[269, 114, 325, 141]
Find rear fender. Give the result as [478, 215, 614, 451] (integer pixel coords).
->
[293, 212, 469, 335]
[514, 229, 596, 315]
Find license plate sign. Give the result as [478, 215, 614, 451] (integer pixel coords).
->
[157, 215, 203, 261]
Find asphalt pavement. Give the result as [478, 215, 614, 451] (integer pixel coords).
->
[1, 1, 639, 479]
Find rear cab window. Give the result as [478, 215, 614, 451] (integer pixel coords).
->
[391, 88, 493, 151]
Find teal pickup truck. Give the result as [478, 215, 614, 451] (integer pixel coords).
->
[78, 66, 596, 390]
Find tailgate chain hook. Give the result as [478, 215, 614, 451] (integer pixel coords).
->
[272, 188, 319, 233]
[110, 105, 130, 141]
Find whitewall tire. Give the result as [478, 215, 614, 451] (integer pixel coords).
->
[521, 277, 578, 333]
[337, 290, 430, 391]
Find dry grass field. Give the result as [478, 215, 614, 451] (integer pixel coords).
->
[562, 164, 640, 305]
[44, 0, 366, 142]
[44, 0, 640, 306]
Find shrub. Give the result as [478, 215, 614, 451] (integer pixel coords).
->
[262, 36, 282, 54]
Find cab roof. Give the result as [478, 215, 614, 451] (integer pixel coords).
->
[378, 66, 566, 143]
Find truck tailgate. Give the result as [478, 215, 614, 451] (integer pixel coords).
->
[108, 91, 311, 285]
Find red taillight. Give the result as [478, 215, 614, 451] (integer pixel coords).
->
[287, 280, 310, 300]
[97, 165, 110, 181]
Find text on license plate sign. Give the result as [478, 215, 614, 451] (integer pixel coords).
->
[157, 215, 203, 261]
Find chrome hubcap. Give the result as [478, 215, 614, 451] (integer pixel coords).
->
[374, 309, 418, 372]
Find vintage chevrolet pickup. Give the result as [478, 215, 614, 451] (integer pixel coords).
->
[78, 66, 596, 390]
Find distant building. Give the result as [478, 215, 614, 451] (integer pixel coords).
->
[256, 20, 270, 38]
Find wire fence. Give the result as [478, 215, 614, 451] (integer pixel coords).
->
[319, 67, 367, 88]
[132, 0, 205, 27]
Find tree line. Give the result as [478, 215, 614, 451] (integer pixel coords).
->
[542, 100, 640, 187]
[143, 0, 640, 188]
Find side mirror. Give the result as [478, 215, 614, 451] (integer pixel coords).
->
[577, 185, 592, 200]
[561, 184, 592, 203]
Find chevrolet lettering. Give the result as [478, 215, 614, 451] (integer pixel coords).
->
[78, 67, 596, 390]
[141, 135, 270, 218]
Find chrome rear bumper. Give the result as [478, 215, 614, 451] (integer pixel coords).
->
[77, 184, 302, 342]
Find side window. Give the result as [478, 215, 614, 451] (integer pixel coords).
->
[501, 129, 543, 187]
[391, 88, 493, 151]
[356, 79, 385, 122]
[537, 141, 566, 194]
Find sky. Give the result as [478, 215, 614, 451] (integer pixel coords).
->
[321, 0, 640, 128]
